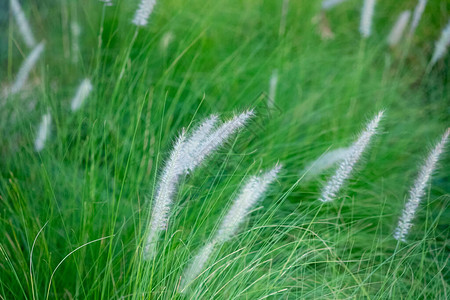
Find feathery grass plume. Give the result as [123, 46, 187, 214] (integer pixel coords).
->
[71, 22, 81, 64]
[181, 165, 281, 291]
[393, 129, 449, 242]
[408, 0, 427, 38]
[180, 241, 215, 290]
[387, 10, 411, 47]
[268, 70, 278, 109]
[183, 110, 254, 173]
[303, 147, 351, 180]
[359, 0, 376, 38]
[34, 112, 51, 152]
[10, 42, 45, 95]
[132, 0, 156, 27]
[319, 111, 384, 202]
[429, 21, 450, 67]
[321, 0, 350, 11]
[143, 111, 253, 260]
[100, 0, 113, 6]
[160, 31, 175, 52]
[10, 0, 36, 48]
[71, 79, 93, 112]
[144, 131, 187, 260]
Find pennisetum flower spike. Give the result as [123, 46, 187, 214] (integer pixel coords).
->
[321, 0, 350, 11]
[10, 42, 45, 95]
[319, 111, 384, 202]
[408, 0, 427, 38]
[393, 129, 449, 242]
[71, 79, 93, 112]
[181, 164, 281, 291]
[132, 0, 156, 27]
[387, 10, 411, 47]
[10, 0, 36, 48]
[303, 147, 352, 180]
[429, 21, 450, 67]
[143, 111, 253, 260]
[34, 112, 51, 152]
[267, 70, 278, 109]
[360, 0, 376, 38]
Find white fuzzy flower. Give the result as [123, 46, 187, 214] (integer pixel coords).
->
[430, 21, 450, 67]
[268, 70, 278, 109]
[181, 241, 215, 290]
[100, 0, 113, 6]
[71, 79, 93, 112]
[215, 164, 282, 243]
[10, 0, 36, 48]
[184, 110, 254, 173]
[322, 0, 350, 11]
[409, 0, 427, 38]
[10, 42, 45, 95]
[387, 10, 411, 47]
[144, 131, 187, 260]
[132, 0, 156, 27]
[303, 147, 352, 180]
[319, 111, 384, 202]
[181, 165, 281, 290]
[360, 0, 376, 38]
[71, 22, 81, 64]
[143, 111, 253, 260]
[34, 112, 51, 152]
[160, 31, 175, 52]
[394, 129, 449, 242]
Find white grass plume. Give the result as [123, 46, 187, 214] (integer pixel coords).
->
[322, 0, 350, 11]
[360, 0, 376, 38]
[183, 110, 253, 173]
[71, 79, 93, 112]
[10, 0, 36, 48]
[181, 165, 281, 291]
[303, 147, 352, 180]
[132, 0, 156, 27]
[268, 69, 278, 109]
[143, 111, 253, 260]
[387, 10, 411, 47]
[429, 21, 450, 67]
[144, 131, 187, 260]
[319, 111, 384, 202]
[34, 112, 51, 152]
[71, 22, 81, 64]
[214, 164, 282, 244]
[160, 31, 175, 52]
[409, 0, 427, 38]
[180, 241, 215, 290]
[393, 129, 449, 242]
[10, 42, 45, 95]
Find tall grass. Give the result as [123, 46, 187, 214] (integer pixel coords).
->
[0, 0, 448, 299]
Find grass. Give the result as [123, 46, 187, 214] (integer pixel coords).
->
[0, 0, 449, 299]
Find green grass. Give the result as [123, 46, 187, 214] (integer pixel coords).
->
[1, 0, 449, 299]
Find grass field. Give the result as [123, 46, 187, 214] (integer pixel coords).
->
[0, 0, 449, 299]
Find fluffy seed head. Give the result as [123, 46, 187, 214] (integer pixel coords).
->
[303, 147, 352, 180]
[10, 42, 45, 95]
[430, 21, 450, 67]
[322, 0, 350, 11]
[132, 0, 157, 27]
[268, 70, 278, 109]
[319, 111, 384, 202]
[360, 0, 376, 38]
[387, 10, 411, 47]
[71, 79, 93, 112]
[10, 0, 36, 48]
[409, 0, 428, 37]
[34, 112, 51, 152]
[394, 129, 449, 242]
[214, 164, 281, 244]
[181, 241, 216, 292]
